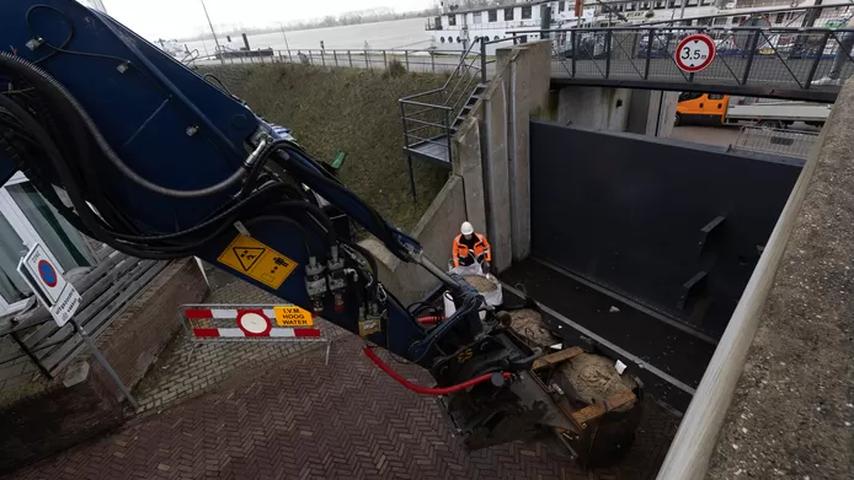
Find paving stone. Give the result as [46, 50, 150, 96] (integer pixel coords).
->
[7, 334, 677, 479]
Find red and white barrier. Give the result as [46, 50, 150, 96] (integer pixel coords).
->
[182, 306, 321, 340]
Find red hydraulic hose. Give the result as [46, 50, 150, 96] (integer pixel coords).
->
[362, 346, 512, 396]
[416, 315, 444, 325]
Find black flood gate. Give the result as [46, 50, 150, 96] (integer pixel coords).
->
[506, 120, 802, 409]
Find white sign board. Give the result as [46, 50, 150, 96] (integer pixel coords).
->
[17, 243, 81, 327]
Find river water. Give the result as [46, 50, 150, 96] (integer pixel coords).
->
[184, 17, 434, 56]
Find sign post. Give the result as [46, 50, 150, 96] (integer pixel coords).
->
[674, 33, 716, 73]
[17, 243, 138, 409]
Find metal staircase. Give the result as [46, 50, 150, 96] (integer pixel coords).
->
[399, 39, 488, 167]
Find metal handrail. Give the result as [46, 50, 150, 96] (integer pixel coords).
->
[513, 26, 854, 34]
[399, 99, 453, 110]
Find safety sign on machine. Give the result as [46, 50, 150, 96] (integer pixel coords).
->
[674, 33, 716, 73]
[217, 234, 299, 289]
[182, 305, 320, 341]
[17, 243, 81, 327]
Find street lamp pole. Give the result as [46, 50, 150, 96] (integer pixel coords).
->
[200, 0, 224, 64]
[280, 23, 291, 51]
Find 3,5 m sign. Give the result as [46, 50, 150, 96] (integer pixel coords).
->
[674, 34, 716, 73]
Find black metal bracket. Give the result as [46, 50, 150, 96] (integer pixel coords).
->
[677, 270, 708, 311]
[697, 215, 726, 255]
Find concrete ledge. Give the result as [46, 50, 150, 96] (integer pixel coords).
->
[657, 79, 854, 479]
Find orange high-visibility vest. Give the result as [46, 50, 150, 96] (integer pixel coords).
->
[452, 233, 492, 267]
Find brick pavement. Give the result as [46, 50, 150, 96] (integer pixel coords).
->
[132, 278, 346, 414]
[7, 330, 678, 480]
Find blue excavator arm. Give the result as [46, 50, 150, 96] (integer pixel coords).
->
[0, 0, 600, 457]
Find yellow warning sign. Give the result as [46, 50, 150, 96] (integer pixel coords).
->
[217, 235, 298, 289]
[274, 305, 313, 327]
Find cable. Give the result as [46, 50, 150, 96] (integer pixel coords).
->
[203, 73, 231, 95]
[362, 346, 511, 396]
[25, 5, 73, 64]
[0, 52, 250, 198]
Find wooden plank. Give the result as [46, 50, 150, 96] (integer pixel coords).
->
[36, 260, 160, 371]
[27, 259, 155, 360]
[2, 252, 129, 335]
[531, 347, 584, 370]
[20, 256, 142, 347]
[19, 259, 152, 360]
[45, 261, 168, 374]
[569, 390, 637, 427]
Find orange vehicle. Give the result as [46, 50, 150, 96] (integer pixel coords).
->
[675, 92, 730, 125]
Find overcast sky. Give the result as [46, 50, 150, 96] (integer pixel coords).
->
[100, 0, 436, 40]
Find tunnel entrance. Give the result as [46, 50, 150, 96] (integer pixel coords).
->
[502, 121, 803, 409]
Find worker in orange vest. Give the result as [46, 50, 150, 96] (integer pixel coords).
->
[452, 221, 492, 271]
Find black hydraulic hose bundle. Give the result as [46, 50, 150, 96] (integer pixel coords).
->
[0, 51, 331, 259]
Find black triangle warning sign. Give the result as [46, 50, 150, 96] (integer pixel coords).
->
[233, 247, 265, 271]
[217, 234, 298, 289]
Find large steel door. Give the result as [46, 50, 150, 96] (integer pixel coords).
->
[527, 120, 801, 336]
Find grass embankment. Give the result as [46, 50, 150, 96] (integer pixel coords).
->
[204, 64, 450, 232]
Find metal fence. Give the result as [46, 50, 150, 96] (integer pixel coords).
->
[731, 125, 818, 159]
[189, 47, 474, 76]
[514, 26, 854, 101]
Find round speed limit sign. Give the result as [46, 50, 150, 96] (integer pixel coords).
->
[674, 34, 716, 73]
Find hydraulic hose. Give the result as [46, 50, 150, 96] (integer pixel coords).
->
[362, 346, 512, 396]
[0, 51, 248, 198]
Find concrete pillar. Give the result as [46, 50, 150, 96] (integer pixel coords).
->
[627, 90, 679, 138]
[452, 113, 487, 241]
[503, 41, 551, 262]
[556, 86, 633, 131]
[479, 71, 512, 271]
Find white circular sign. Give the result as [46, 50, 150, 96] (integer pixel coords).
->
[238, 312, 269, 334]
[674, 34, 716, 73]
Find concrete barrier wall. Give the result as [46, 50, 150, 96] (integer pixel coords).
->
[657, 78, 854, 479]
[359, 41, 553, 299]
[359, 176, 467, 304]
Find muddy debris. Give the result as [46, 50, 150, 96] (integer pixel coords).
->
[506, 308, 559, 348]
[560, 353, 638, 412]
[463, 274, 498, 292]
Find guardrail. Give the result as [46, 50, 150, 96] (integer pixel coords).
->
[188, 47, 474, 75]
[513, 26, 854, 101]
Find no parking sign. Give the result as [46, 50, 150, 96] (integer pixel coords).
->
[17, 243, 81, 327]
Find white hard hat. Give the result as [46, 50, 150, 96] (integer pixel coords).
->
[461, 221, 474, 236]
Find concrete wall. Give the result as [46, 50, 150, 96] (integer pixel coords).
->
[657, 78, 854, 480]
[359, 176, 468, 304]
[479, 65, 512, 270]
[557, 86, 633, 131]
[626, 90, 679, 138]
[556, 86, 677, 138]
[502, 41, 552, 262]
[474, 40, 552, 270]
[358, 41, 552, 297]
